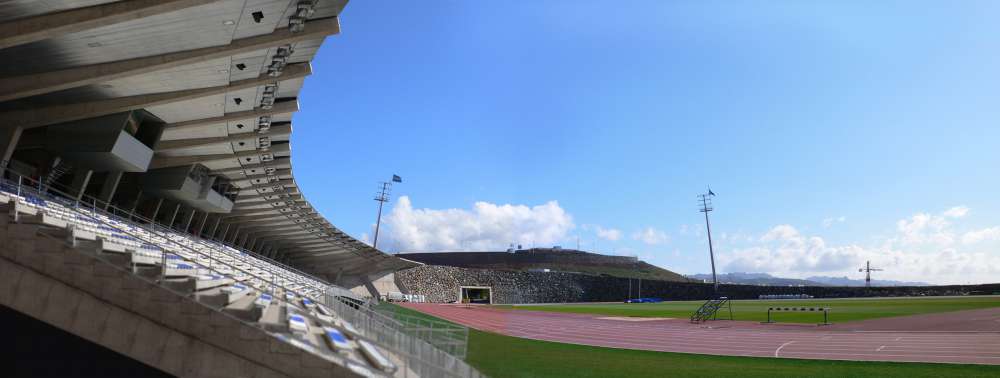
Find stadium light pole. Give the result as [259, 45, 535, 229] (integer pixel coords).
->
[699, 188, 719, 293]
[372, 174, 402, 250]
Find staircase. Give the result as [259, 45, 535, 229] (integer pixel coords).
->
[43, 159, 72, 190]
[690, 297, 732, 323]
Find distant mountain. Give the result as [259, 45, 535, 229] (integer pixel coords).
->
[686, 272, 827, 286]
[685, 272, 931, 287]
[805, 276, 930, 287]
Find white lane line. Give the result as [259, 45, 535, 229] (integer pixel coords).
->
[775, 341, 796, 357]
[877, 345, 886, 352]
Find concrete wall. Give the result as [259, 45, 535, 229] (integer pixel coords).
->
[396, 249, 689, 282]
[398, 250, 637, 268]
[396, 265, 1000, 304]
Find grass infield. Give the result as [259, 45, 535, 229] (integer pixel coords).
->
[501, 296, 1000, 323]
[381, 298, 1000, 377]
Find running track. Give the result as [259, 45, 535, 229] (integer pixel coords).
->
[402, 303, 1000, 365]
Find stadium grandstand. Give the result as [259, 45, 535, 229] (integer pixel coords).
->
[0, 1, 478, 377]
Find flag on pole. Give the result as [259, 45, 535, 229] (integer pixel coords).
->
[392, 174, 402, 183]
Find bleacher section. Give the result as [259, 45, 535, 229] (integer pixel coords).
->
[0, 1, 482, 376]
[0, 178, 408, 377]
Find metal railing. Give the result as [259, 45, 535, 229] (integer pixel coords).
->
[0, 171, 409, 374]
[3, 168, 483, 377]
[323, 292, 483, 378]
[375, 304, 469, 359]
[0, 168, 339, 300]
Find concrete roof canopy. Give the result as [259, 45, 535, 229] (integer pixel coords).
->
[0, 0, 418, 288]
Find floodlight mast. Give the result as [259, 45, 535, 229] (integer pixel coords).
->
[372, 175, 402, 250]
[699, 189, 718, 293]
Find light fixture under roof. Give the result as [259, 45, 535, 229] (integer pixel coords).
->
[218, 69, 229, 74]
[223, 20, 236, 25]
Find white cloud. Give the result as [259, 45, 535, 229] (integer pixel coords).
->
[894, 211, 958, 246]
[962, 227, 1000, 244]
[760, 224, 800, 242]
[725, 225, 864, 274]
[383, 196, 574, 252]
[716, 207, 1000, 284]
[632, 227, 670, 245]
[942, 206, 970, 218]
[822, 216, 846, 228]
[595, 226, 622, 241]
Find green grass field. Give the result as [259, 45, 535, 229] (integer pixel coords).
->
[382, 300, 1000, 377]
[502, 296, 1000, 323]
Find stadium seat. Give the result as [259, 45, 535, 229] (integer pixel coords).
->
[323, 327, 353, 351]
[0, 184, 412, 375]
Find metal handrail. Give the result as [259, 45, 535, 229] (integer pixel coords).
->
[18, 204, 399, 376]
[1, 167, 340, 298]
[323, 294, 481, 378]
[2, 169, 478, 376]
[0, 170, 322, 301]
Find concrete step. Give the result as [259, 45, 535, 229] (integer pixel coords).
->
[20, 212, 67, 228]
[259, 302, 288, 333]
[196, 284, 253, 309]
[224, 292, 262, 322]
[134, 265, 162, 280]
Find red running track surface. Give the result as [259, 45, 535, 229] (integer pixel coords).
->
[402, 303, 1000, 365]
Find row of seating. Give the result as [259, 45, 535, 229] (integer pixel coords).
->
[0, 186, 399, 376]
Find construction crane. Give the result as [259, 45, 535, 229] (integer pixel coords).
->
[859, 261, 883, 288]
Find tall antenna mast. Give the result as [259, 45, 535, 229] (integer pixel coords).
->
[372, 174, 402, 250]
[859, 260, 883, 288]
[699, 188, 718, 293]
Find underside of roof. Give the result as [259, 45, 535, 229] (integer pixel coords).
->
[0, 0, 418, 288]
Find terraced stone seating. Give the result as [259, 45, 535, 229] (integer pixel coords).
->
[0, 188, 401, 377]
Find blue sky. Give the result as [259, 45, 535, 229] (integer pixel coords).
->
[292, 1, 1000, 284]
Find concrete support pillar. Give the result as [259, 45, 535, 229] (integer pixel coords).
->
[223, 227, 234, 244]
[70, 168, 93, 201]
[218, 222, 231, 241]
[363, 280, 381, 300]
[129, 190, 142, 219]
[98, 170, 123, 209]
[195, 212, 210, 237]
[0, 125, 23, 173]
[183, 209, 196, 233]
[228, 227, 240, 244]
[149, 198, 164, 224]
[168, 203, 181, 229]
[208, 217, 221, 239]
